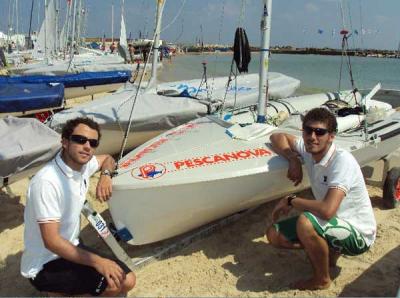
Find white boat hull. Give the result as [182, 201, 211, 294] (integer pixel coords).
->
[108, 106, 400, 245]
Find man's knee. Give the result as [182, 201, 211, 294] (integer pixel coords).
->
[102, 272, 136, 296]
[123, 272, 136, 292]
[296, 213, 320, 243]
[266, 225, 280, 247]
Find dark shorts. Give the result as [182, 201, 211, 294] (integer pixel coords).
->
[273, 212, 370, 256]
[29, 244, 131, 296]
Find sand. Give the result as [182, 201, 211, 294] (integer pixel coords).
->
[0, 174, 399, 297]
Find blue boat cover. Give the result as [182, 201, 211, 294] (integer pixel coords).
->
[0, 70, 131, 88]
[0, 83, 64, 113]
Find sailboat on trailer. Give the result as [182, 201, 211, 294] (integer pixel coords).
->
[106, 0, 400, 245]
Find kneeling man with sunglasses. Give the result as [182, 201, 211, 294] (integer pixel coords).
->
[266, 107, 376, 290]
[21, 117, 136, 296]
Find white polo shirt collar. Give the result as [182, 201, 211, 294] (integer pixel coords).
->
[314, 142, 336, 167]
[54, 151, 86, 179]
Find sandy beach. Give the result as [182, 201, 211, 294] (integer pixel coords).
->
[1, 173, 399, 297]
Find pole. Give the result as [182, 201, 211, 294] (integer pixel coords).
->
[111, 0, 114, 43]
[28, 0, 34, 49]
[150, 0, 164, 85]
[256, 0, 272, 123]
[67, 0, 77, 70]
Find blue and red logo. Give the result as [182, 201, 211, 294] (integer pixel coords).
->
[131, 163, 166, 180]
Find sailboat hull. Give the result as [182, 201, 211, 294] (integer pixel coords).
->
[108, 109, 400, 245]
[110, 167, 309, 245]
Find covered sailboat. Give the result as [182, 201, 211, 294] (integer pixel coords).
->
[0, 83, 64, 117]
[0, 70, 131, 100]
[106, 0, 400, 245]
[0, 116, 61, 188]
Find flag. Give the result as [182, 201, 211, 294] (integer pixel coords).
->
[67, 0, 72, 6]
[318, 29, 324, 34]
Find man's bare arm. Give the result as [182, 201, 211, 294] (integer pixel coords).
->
[290, 188, 345, 220]
[270, 133, 303, 185]
[95, 155, 116, 202]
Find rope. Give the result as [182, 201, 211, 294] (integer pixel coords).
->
[238, 0, 247, 28]
[160, 0, 186, 33]
[209, 0, 227, 101]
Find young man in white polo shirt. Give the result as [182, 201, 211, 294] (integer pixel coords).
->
[21, 117, 136, 296]
[266, 107, 376, 290]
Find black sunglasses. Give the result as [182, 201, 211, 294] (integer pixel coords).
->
[70, 134, 99, 148]
[303, 125, 329, 136]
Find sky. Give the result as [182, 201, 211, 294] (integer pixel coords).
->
[1, 0, 399, 50]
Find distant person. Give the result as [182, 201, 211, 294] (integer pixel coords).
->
[21, 117, 136, 296]
[110, 42, 116, 53]
[128, 44, 135, 63]
[142, 43, 151, 62]
[266, 107, 376, 290]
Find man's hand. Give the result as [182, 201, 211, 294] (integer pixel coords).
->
[94, 257, 125, 290]
[271, 197, 291, 223]
[287, 156, 303, 186]
[96, 175, 112, 202]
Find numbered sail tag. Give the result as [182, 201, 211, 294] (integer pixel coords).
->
[87, 213, 111, 239]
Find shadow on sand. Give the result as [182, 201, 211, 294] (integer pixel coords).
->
[339, 245, 400, 297]
[0, 188, 25, 233]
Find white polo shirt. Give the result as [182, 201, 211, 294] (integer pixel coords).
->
[21, 152, 99, 278]
[295, 138, 376, 246]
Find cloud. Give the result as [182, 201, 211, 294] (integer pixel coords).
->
[305, 2, 319, 13]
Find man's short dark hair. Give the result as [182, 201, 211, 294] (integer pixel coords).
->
[302, 107, 337, 133]
[61, 117, 101, 141]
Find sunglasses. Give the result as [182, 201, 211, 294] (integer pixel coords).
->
[303, 125, 329, 136]
[70, 134, 99, 148]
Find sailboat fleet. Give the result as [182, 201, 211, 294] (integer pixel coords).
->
[1, 0, 400, 249]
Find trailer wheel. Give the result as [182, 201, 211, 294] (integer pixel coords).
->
[383, 167, 400, 209]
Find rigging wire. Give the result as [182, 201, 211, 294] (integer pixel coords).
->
[172, 17, 184, 44]
[159, 0, 186, 33]
[208, 0, 227, 102]
[117, 1, 167, 163]
[338, 0, 356, 94]
[220, 0, 248, 115]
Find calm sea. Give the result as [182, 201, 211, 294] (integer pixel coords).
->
[158, 53, 400, 94]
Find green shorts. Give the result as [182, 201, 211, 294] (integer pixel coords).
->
[273, 212, 370, 256]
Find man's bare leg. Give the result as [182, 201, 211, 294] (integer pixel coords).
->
[293, 214, 331, 290]
[329, 249, 341, 268]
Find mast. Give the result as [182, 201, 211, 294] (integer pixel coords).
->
[67, 0, 77, 70]
[27, 0, 34, 49]
[111, 0, 114, 43]
[256, 0, 272, 123]
[44, 0, 48, 61]
[149, 0, 164, 86]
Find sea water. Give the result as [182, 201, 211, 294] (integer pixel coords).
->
[159, 53, 400, 94]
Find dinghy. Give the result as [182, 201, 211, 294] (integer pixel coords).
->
[0, 116, 61, 188]
[106, 0, 400, 245]
[107, 88, 400, 245]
